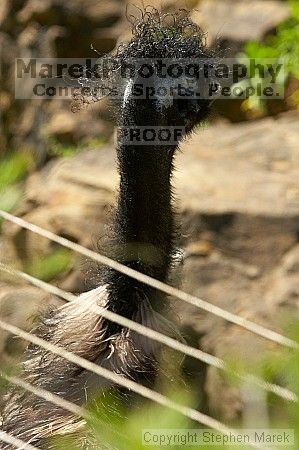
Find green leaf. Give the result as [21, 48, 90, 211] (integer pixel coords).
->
[0, 153, 30, 189]
[290, 0, 299, 21]
[26, 248, 73, 281]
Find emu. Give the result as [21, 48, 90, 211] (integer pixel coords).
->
[1, 8, 216, 449]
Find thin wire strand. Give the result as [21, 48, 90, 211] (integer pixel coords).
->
[0, 431, 40, 450]
[1, 373, 88, 420]
[0, 373, 130, 444]
[0, 210, 297, 350]
[0, 318, 268, 450]
[0, 263, 296, 403]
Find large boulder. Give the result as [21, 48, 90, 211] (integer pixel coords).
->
[193, 0, 290, 45]
[176, 111, 299, 420]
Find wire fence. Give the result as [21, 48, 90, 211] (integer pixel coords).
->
[0, 209, 297, 450]
[0, 373, 130, 445]
[0, 263, 296, 403]
[0, 430, 40, 450]
[1, 373, 89, 420]
[0, 319, 269, 450]
[0, 210, 297, 350]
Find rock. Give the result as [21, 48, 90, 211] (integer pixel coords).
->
[1, 145, 117, 292]
[264, 245, 299, 312]
[0, 283, 60, 366]
[1, 0, 123, 157]
[174, 112, 299, 420]
[45, 100, 114, 143]
[0, 0, 8, 27]
[45, 111, 78, 141]
[193, 0, 290, 43]
[17, 0, 52, 24]
[16, 0, 121, 26]
[176, 112, 299, 218]
[76, 0, 121, 24]
[205, 328, 273, 421]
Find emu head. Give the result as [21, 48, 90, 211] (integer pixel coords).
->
[116, 8, 218, 134]
[73, 7, 218, 137]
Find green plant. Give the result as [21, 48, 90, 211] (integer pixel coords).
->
[48, 136, 107, 159]
[0, 152, 30, 190]
[239, 0, 299, 113]
[26, 248, 73, 281]
[0, 152, 31, 226]
[48, 139, 80, 158]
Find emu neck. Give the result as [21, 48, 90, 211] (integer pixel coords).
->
[103, 100, 178, 316]
[116, 143, 175, 280]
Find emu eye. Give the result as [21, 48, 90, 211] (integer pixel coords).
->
[178, 98, 197, 115]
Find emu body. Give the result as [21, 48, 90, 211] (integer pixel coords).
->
[1, 9, 215, 449]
